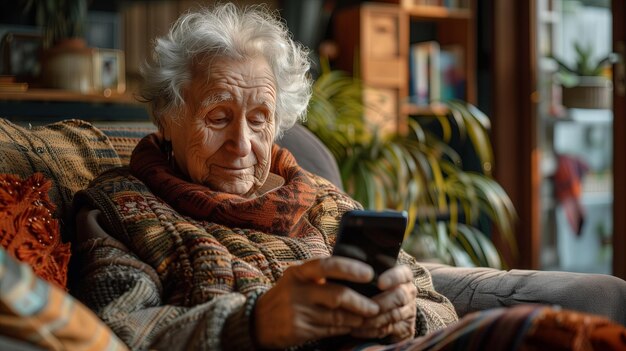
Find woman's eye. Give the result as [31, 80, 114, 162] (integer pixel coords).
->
[249, 112, 268, 127]
[206, 110, 229, 127]
[207, 118, 227, 127]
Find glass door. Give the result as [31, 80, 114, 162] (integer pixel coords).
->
[537, 0, 614, 274]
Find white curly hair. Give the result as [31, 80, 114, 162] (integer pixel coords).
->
[139, 3, 312, 138]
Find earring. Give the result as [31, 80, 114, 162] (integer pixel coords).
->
[162, 139, 173, 162]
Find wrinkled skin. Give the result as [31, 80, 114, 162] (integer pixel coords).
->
[254, 257, 417, 348]
[350, 264, 417, 342]
[161, 56, 417, 348]
[161, 55, 276, 197]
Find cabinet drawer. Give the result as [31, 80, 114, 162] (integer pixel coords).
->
[363, 58, 407, 85]
[360, 5, 408, 85]
[364, 87, 400, 135]
[365, 12, 401, 58]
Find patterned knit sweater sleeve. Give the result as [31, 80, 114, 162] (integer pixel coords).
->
[71, 208, 263, 351]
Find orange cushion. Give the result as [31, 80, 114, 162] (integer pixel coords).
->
[0, 173, 70, 289]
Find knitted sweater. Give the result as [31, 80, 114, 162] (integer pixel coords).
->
[72, 146, 457, 351]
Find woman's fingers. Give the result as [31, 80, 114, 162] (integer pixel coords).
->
[254, 259, 419, 348]
[292, 256, 375, 284]
[300, 305, 366, 328]
[360, 301, 415, 329]
[351, 317, 415, 340]
[350, 297, 416, 340]
[377, 264, 413, 290]
[254, 258, 381, 349]
[374, 283, 416, 312]
[307, 282, 379, 316]
[350, 273, 418, 341]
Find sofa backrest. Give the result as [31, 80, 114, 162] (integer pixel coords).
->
[98, 125, 157, 166]
[0, 119, 121, 240]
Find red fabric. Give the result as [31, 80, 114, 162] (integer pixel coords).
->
[554, 154, 589, 236]
[346, 305, 626, 351]
[0, 173, 70, 288]
[129, 133, 318, 237]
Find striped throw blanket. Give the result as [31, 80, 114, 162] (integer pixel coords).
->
[0, 247, 128, 351]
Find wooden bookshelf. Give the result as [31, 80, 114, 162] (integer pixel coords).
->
[332, 1, 476, 134]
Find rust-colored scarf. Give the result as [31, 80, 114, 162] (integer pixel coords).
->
[130, 134, 318, 237]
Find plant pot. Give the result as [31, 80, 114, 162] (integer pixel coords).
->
[41, 38, 95, 93]
[561, 76, 613, 109]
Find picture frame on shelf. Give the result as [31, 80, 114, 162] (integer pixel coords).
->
[93, 48, 125, 95]
[1, 32, 43, 84]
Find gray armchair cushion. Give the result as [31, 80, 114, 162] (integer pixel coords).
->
[424, 262, 626, 326]
[277, 124, 343, 190]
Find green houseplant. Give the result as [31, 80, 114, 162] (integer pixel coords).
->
[305, 67, 517, 268]
[23, 0, 88, 49]
[551, 42, 617, 109]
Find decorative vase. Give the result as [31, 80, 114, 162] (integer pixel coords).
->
[41, 38, 95, 93]
[561, 76, 613, 110]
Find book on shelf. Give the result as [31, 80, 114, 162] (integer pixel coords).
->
[405, 0, 442, 6]
[442, 0, 470, 9]
[439, 45, 465, 101]
[405, 0, 469, 9]
[408, 41, 465, 106]
[409, 41, 440, 105]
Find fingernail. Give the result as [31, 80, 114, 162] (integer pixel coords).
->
[379, 275, 391, 288]
[367, 302, 380, 315]
[356, 265, 374, 280]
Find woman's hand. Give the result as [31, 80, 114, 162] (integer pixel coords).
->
[253, 257, 380, 349]
[350, 265, 417, 342]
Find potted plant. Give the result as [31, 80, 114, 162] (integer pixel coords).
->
[23, 0, 94, 93]
[305, 65, 517, 268]
[552, 42, 617, 109]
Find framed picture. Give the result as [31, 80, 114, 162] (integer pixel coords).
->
[94, 48, 125, 94]
[1, 32, 43, 83]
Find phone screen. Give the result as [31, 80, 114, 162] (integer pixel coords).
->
[331, 210, 408, 296]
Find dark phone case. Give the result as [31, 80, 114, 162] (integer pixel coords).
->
[330, 210, 408, 297]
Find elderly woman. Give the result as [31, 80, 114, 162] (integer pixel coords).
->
[71, 3, 458, 350]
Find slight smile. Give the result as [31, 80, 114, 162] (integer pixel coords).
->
[209, 165, 255, 176]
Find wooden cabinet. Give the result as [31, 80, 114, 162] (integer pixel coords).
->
[334, 4, 409, 135]
[332, 1, 476, 134]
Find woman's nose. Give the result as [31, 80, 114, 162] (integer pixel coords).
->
[225, 118, 252, 157]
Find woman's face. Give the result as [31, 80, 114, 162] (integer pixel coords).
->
[163, 56, 277, 196]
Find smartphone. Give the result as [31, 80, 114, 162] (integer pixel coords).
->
[330, 209, 408, 297]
